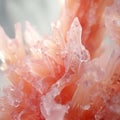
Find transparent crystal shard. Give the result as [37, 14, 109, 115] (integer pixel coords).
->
[53, 17, 90, 88]
[64, 17, 90, 73]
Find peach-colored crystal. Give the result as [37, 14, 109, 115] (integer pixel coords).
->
[0, 0, 120, 120]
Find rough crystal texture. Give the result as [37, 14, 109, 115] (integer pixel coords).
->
[0, 0, 120, 120]
[40, 18, 89, 120]
[105, 0, 120, 45]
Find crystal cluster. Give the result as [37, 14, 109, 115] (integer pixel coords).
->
[0, 0, 120, 120]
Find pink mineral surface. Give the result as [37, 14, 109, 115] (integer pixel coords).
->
[0, 0, 120, 120]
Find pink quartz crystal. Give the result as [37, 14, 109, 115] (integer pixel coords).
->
[0, 0, 120, 120]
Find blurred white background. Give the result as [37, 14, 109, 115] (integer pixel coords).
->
[0, 0, 60, 37]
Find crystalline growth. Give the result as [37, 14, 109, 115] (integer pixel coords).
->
[40, 18, 89, 120]
[40, 87, 69, 120]
[105, 0, 120, 45]
[0, 0, 120, 120]
[64, 17, 90, 73]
